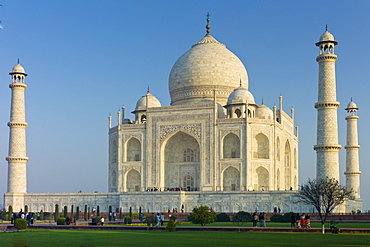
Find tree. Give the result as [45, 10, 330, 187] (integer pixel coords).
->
[76, 206, 80, 220]
[8, 205, 13, 222]
[54, 204, 60, 222]
[70, 205, 74, 219]
[191, 206, 216, 226]
[84, 205, 88, 221]
[63, 206, 68, 218]
[297, 177, 352, 234]
[233, 211, 252, 227]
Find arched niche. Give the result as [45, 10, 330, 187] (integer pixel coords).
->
[223, 133, 240, 159]
[284, 141, 291, 189]
[126, 138, 141, 162]
[256, 166, 269, 190]
[163, 131, 200, 190]
[126, 169, 141, 192]
[222, 166, 240, 191]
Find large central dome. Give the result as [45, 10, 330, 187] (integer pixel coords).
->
[169, 33, 249, 106]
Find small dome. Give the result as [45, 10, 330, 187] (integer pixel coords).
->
[345, 101, 358, 111]
[10, 63, 27, 75]
[255, 104, 273, 119]
[135, 93, 161, 111]
[227, 86, 255, 105]
[319, 31, 335, 42]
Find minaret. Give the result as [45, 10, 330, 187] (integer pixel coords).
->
[344, 100, 361, 199]
[6, 61, 29, 194]
[314, 27, 341, 181]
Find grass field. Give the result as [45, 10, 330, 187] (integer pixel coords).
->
[1, 230, 370, 247]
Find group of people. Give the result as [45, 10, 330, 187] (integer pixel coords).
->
[291, 213, 311, 228]
[145, 187, 199, 192]
[12, 210, 36, 226]
[252, 212, 266, 227]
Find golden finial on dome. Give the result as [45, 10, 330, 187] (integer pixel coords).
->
[206, 12, 211, 35]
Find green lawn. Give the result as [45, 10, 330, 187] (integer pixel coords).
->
[0, 230, 369, 247]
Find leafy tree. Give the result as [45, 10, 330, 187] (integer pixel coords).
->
[297, 177, 352, 234]
[233, 211, 252, 227]
[216, 213, 230, 222]
[191, 206, 216, 226]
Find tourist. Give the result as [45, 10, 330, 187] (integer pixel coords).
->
[301, 214, 306, 228]
[253, 213, 258, 227]
[290, 214, 295, 228]
[260, 212, 266, 227]
[306, 214, 310, 228]
[100, 217, 104, 226]
[295, 213, 301, 228]
[156, 213, 161, 226]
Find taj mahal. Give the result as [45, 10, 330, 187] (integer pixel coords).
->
[3, 18, 362, 213]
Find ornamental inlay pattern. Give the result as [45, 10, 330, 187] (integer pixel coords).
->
[160, 124, 201, 143]
[124, 134, 142, 142]
[221, 129, 241, 138]
[221, 163, 241, 173]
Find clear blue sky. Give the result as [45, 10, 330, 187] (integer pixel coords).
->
[0, 1, 369, 210]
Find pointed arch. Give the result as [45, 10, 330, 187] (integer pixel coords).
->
[276, 137, 281, 161]
[163, 131, 200, 190]
[222, 166, 240, 191]
[256, 166, 269, 190]
[294, 148, 297, 169]
[111, 140, 117, 163]
[284, 141, 291, 189]
[127, 138, 141, 161]
[255, 133, 269, 159]
[126, 169, 141, 192]
[223, 133, 240, 159]
[112, 170, 117, 187]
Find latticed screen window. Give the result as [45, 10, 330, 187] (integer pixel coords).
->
[183, 174, 194, 188]
[183, 148, 198, 162]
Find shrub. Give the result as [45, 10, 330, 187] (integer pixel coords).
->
[270, 212, 295, 222]
[57, 217, 66, 225]
[191, 206, 216, 226]
[216, 213, 230, 222]
[132, 212, 139, 219]
[166, 219, 177, 232]
[124, 216, 132, 224]
[233, 211, 252, 226]
[14, 218, 27, 229]
[169, 215, 176, 221]
[270, 214, 282, 222]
